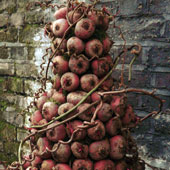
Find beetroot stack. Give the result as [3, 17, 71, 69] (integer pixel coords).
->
[24, 1, 145, 170]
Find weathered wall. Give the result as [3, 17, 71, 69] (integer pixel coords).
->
[0, 0, 170, 169]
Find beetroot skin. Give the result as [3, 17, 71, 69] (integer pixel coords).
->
[72, 159, 93, 170]
[89, 139, 110, 161]
[40, 159, 55, 170]
[71, 141, 89, 159]
[94, 160, 115, 170]
[53, 163, 72, 170]
[52, 143, 71, 163]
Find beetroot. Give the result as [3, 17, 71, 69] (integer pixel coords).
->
[71, 142, 88, 159]
[72, 159, 93, 170]
[66, 120, 86, 141]
[46, 121, 66, 142]
[110, 135, 126, 160]
[52, 143, 71, 163]
[80, 74, 99, 92]
[67, 37, 85, 54]
[51, 91, 66, 104]
[67, 91, 91, 105]
[69, 55, 89, 75]
[52, 38, 67, 52]
[52, 55, 69, 75]
[61, 72, 79, 92]
[89, 139, 110, 160]
[91, 92, 101, 102]
[42, 102, 58, 122]
[75, 18, 95, 39]
[53, 163, 72, 170]
[36, 137, 52, 159]
[91, 58, 110, 78]
[87, 120, 105, 141]
[106, 118, 122, 137]
[23, 155, 31, 169]
[111, 96, 126, 117]
[31, 110, 43, 125]
[87, 10, 100, 26]
[31, 150, 42, 167]
[36, 94, 48, 111]
[97, 103, 113, 122]
[77, 103, 95, 121]
[52, 75, 61, 90]
[115, 160, 128, 170]
[102, 35, 113, 54]
[100, 76, 114, 91]
[122, 104, 136, 126]
[40, 159, 55, 170]
[54, 7, 67, 19]
[68, 10, 83, 23]
[52, 19, 69, 37]
[58, 102, 75, 119]
[85, 39, 103, 58]
[94, 160, 115, 170]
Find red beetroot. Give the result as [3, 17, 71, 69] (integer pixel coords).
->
[36, 94, 48, 111]
[52, 75, 61, 90]
[61, 72, 79, 92]
[46, 89, 56, 98]
[66, 120, 86, 141]
[52, 38, 67, 52]
[94, 160, 115, 170]
[111, 96, 126, 117]
[87, 10, 100, 26]
[89, 139, 110, 161]
[52, 55, 69, 75]
[100, 76, 114, 91]
[77, 103, 95, 121]
[98, 15, 110, 30]
[106, 118, 122, 137]
[105, 55, 114, 69]
[38, 118, 48, 125]
[31, 110, 43, 125]
[69, 54, 89, 75]
[31, 150, 42, 167]
[42, 102, 58, 122]
[26, 167, 38, 170]
[110, 135, 126, 160]
[53, 164, 72, 170]
[85, 39, 103, 58]
[115, 160, 128, 170]
[75, 18, 95, 39]
[97, 103, 113, 122]
[102, 35, 113, 54]
[122, 104, 136, 126]
[54, 7, 67, 19]
[91, 58, 110, 78]
[68, 10, 83, 23]
[72, 159, 93, 170]
[52, 19, 69, 37]
[80, 74, 99, 92]
[23, 155, 31, 169]
[67, 91, 91, 105]
[52, 143, 71, 163]
[51, 91, 66, 104]
[87, 120, 105, 141]
[40, 159, 55, 170]
[71, 142, 88, 159]
[67, 37, 85, 54]
[46, 121, 66, 142]
[36, 137, 52, 159]
[91, 92, 101, 102]
[58, 102, 75, 119]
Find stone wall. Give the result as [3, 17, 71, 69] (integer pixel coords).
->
[0, 0, 169, 169]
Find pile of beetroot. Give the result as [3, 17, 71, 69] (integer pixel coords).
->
[7, 1, 164, 170]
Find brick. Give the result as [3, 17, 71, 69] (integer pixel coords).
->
[0, 63, 15, 75]
[10, 46, 27, 60]
[148, 46, 170, 67]
[149, 0, 170, 14]
[0, 0, 17, 14]
[0, 46, 9, 59]
[15, 62, 38, 78]
[19, 24, 41, 44]
[7, 77, 24, 93]
[0, 13, 9, 27]
[10, 12, 24, 27]
[151, 73, 170, 90]
[27, 46, 35, 60]
[108, 16, 167, 42]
